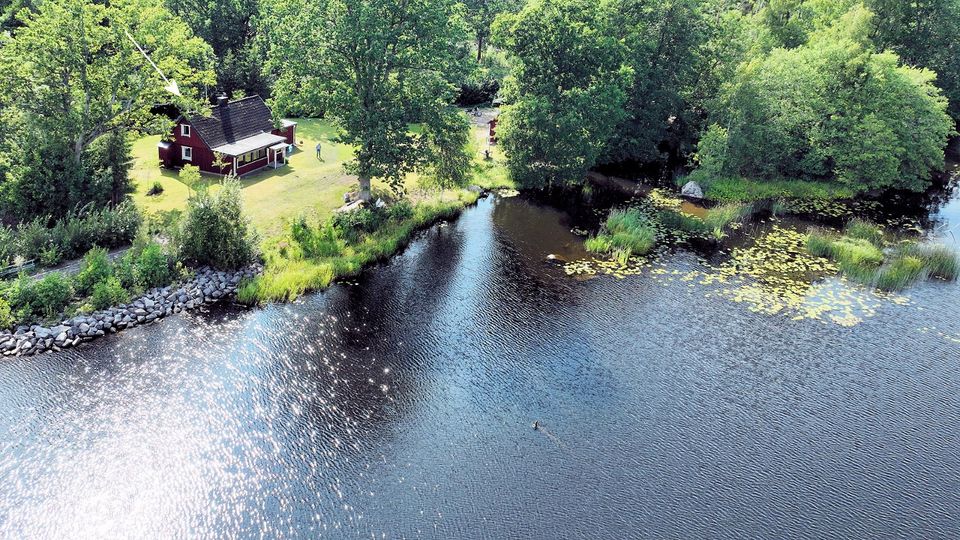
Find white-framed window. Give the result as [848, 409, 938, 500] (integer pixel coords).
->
[182, 146, 193, 161]
[181, 124, 191, 137]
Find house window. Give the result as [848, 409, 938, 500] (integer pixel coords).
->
[182, 146, 192, 161]
[181, 124, 191, 137]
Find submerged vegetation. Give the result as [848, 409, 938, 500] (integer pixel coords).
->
[806, 220, 959, 291]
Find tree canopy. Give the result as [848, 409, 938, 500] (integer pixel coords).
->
[265, 0, 471, 199]
[0, 0, 214, 220]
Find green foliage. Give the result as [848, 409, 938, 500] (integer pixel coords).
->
[875, 255, 926, 292]
[240, 190, 480, 304]
[135, 243, 171, 289]
[114, 251, 140, 291]
[0, 0, 215, 222]
[586, 208, 657, 259]
[844, 219, 885, 247]
[10, 202, 142, 266]
[807, 232, 884, 268]
[30, 273, 73, 319]
[178, 179, 258, 269]
[494, 0, 629, 188]
[75, 247, 112, 296]
[697, 5, 954, 194]
[0, 226, 13, 266]
[290, 217, 346, 259]
[0, 296, 12, 328]
[896, 243, 960, 282]
[690, 172, 856, 203]
[421, 109, 474, 189]
[265, 0, 469, 198]
[90, 277, 128, 311]
[147, 181, 165, 196]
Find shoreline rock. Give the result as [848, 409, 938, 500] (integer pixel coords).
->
[0, 265, 261, 358]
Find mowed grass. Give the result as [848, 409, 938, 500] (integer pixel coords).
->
[131, 119, 358, 237]
[131, 117, 513, 236]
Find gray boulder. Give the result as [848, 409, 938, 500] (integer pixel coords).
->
[681, 181, 704, 199]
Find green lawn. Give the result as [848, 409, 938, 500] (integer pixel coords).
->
[132, 118, 359, 236]
[131, 117, 513, 237]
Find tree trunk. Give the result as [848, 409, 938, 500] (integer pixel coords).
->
[477, 34, 484, 63]
[358, 175, 372, 202]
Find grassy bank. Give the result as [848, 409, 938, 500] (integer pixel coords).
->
[684, 173, 856, 203]
[806, 219, 959, 291]
[237, 190, 480, 304]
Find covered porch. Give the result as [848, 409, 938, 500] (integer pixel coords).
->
[213, 132, 291, 176]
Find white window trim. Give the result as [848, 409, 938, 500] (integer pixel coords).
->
[182, 146, 193, 161]
[181, 124, 191, 137]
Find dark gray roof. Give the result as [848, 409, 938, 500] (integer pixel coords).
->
[187, 95, 275, 149]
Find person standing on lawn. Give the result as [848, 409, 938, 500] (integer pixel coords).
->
[315, 142, 323, 161]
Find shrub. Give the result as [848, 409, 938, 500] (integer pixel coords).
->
[387, 200, 414, 222]
[0, 226, 14, 266]
[39, 245, 61, 267]
[136, 243, 171, 288]
[178, 179, 258, 269]
[114, 251, 139, 291]
[0, 297, 12, 328]
[75, 247, 112, 296]
[32, 273, 73, 318]
[331, 207, 384, 239]
[12, 202, 141, 265]
[291, 217, 344, 259]
[90, 276, 128, 310]
[147, 181, 164, 196]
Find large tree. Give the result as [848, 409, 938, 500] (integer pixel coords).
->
[0, 0, 214, 219]
[695, 6, 954, 193]
[493, 0, 630, 189]
[265, 0, 470, 200]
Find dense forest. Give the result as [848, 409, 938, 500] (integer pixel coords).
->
[0, 0, 957, 224]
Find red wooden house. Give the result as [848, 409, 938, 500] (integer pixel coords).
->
[158, 95, 297, 177]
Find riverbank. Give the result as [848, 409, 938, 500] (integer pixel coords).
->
[237, 189, 482, 304]
[0, 266, 258, 357]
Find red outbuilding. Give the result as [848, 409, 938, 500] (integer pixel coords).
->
[158, 95, 297, 177]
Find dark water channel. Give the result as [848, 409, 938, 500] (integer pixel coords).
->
[1, 184, 959, 538]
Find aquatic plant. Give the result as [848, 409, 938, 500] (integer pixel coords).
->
[844, 219, 885, 247]
[585, 208, 657, 260]
[875, 255, 926, 291]
[896, 243, 959, 282]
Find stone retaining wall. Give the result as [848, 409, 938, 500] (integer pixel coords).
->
[0, 265, 260, 357]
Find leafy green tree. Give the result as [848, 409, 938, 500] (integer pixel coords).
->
[164, 0, 269, 97]
[697, 6, 954, 193]
[265, 0, 469, 200]
[493, 0, 630, 188]
[462, 0, 522, 62]
[601, 0, 708, 166]
[0, 0, 215, 220]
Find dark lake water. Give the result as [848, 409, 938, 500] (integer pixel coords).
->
[1, 184, 959, 538]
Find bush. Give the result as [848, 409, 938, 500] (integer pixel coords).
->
[75, 247, 112, 296]
[39, 245, 61, 267]
[291, 217, 345, 259]
[32, 273, 73, 318]
[0, 297, 12, 328]
[0, 226, 14, 266]
[147, 181, 164, 196]
[178, 179, 258, 269]
[136, 243, 171, 288]
[331, 207, 385, 240]
[113, 251, 139, 291]
[13, 202, 141, 265]
[90, 276, 128, 310]
[387, 200, 414, 222]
